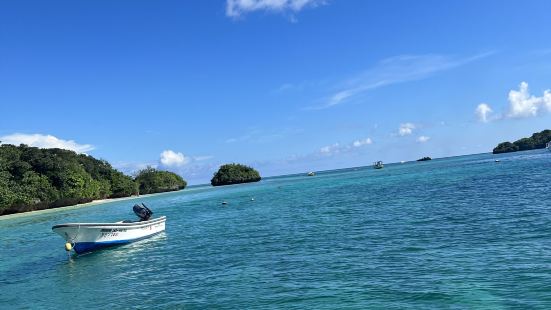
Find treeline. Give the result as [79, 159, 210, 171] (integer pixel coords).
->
[211, 163, 261, 186]
[0, 144, 186, 215]
[493, 129, 551, 154]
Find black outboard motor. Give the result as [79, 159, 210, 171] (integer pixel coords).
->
[133, 203, 153, 221]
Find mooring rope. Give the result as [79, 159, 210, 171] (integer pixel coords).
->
[70, 224, 81, 247]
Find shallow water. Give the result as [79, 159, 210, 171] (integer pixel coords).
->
[1, 150, 551, 309]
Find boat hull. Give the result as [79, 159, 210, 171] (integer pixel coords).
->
[52, 216, 166, 254]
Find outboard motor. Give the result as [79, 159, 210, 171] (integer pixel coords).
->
[133, 203, 153, 221]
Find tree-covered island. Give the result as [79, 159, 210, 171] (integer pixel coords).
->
[493, 129, 551, 154]
[417, 157, 432, 161]
[134, 167, 187, 194]
[0, 144, 186, 215]
[211, 163, 261, 186]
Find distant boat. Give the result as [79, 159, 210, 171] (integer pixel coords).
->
[547, 141, 551, 151]
[52, 203, 165, 254]
[373, 161, 384, 169]
[307, 171, 315, 176]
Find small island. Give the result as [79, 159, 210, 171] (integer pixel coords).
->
[211, 163, 261, 186]
[134, 167, 187, 194]
[493, 129, 551, 154]
[417, 157, 432, 161]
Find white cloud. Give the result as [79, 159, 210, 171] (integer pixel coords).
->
[319, 137, 373, 156]
[475, 103, 493, 122]
[320, 143, 339, 154]
[477, 82, 551, 122]
[417, 136, 430, 143]
[226, 0, 325, 18]
[0, 133, 94, 153]
[506, 81, 551, 118]
[352, 138, 372, 147]
[159, 150, 190, 167]
[308, 52, 494, 109]
[398, 123, 416, 136]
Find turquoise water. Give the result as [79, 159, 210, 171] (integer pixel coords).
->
[1, 150, 551, 309]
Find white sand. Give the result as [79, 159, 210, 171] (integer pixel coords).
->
[0, 191, 178, 221]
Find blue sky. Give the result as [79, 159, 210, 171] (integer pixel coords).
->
[1, 0, 551, 184]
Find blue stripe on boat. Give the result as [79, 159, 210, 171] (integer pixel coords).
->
[73, 231, 164, 254]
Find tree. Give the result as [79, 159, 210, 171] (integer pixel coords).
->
[0, 144, 144, 215]
[211, 163, 261, 186]
[134, 167, 187, 195]
[493, 129, 551, 154]
[111, 171, 138, 198]
[0, 170, 17, 209]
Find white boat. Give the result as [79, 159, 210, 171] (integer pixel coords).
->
[373, 161, 384, 169]
[547, 141, 551, 151]
[307, 171, 315, 176]
[52, 204, 165, 254]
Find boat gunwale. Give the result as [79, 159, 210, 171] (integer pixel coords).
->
[51, 216, 166, 230]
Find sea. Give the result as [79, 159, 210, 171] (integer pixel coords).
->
[1, 150, 550, 309]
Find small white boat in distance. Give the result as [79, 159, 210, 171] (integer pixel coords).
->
[547, 141, 551, 151]
[52, 203, 165, 254]
[307, 171, 315, 176]
[373, 161, 384, 169]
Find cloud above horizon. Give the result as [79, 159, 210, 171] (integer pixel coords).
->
[416, 135, 430, 143]
[398, 123, 416, 136]
[475, 82, 551, 122]
[0, 133, 94, 153]
[307, 51, 494, 110]
[226, 0, 325, 18]
[159, 150, 190, 167]
[352, 137, 373, 147]
[507, 82, 551, 118]
[319, 137, 373, 156]
[475, 103, 493, 123]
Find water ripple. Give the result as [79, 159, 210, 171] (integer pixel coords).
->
[1, 150, 551, 308]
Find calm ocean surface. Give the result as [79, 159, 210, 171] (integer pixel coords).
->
[1, 150, 550, 309]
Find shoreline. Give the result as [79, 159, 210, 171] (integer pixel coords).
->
[2, 148, 546, 221]
[0, 190, 182, 221]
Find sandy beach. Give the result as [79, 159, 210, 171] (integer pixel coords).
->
[0, 191, 179, 221]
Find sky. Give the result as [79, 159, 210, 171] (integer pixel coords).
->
[1, 0, 551, 184]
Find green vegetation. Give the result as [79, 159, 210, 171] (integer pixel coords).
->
[417, 157, 432, 161]
[134, 167, 187, 194]
[0, 144, 137, 215]
[0, 144, 187, 215]
[493, 129, 551, 154]
[211, 163, 261, 186]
